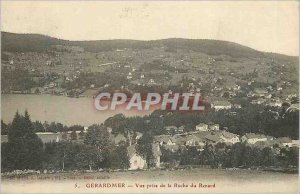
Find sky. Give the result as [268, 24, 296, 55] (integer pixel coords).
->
[1, 1, 299, 56]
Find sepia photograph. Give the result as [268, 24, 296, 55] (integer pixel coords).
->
[0, 1, 299, 194]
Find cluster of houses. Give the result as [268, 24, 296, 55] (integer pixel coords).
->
[160, 123, 299, 149]
[248, 88, 299, 109]
[1, 121, 299, 171]
[110, 122, 299, 170]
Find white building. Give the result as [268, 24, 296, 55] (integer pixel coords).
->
[276, 137, 293, 147]
[209, 124, 220, 131]
[220, 131, 239, 144]
[196, 123, 209, 131]
[241, 133, 268, 144]
[127, 143, 161, 170]
[127, 145, 146, 170]
[211, 101, 232, 111]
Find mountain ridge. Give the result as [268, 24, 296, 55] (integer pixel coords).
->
[1, 31, 298, 60]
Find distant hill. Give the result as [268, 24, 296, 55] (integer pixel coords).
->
[1, 31, 298, 61]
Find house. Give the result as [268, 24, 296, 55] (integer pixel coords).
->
[205, 133, 221, 144]
[253, 88, 268, 97]
[135, 132, 143, 140]
[211, 101, 232, 111]
[185, 135, 205, 146]
[154, 135, 175, 146]
[165, 125, 184, 134]
[106, 127, 112, 134]
[127, 145, 146, 170]
[149, 79, 155, 84]
[241, 133, 268, 144]
[165, 126, 178, 132]
[233, 104, 242, 109]
[251, 98, 266, 105]
[162, 144, 180, 152]
[177, 126, 185, 133]
[286, 103, 299, 112]
[275, 137, 293, 147]
[110, 133, 127, 145]
[292, 140, 300, 147]
[196, 123, 208, 131]
[266, 98, 282, 107]
[203, 131, 239, 144]
[82, 127, 88, 133]
[1, 133, 64, 144]
[171, 135, 187, 146]
[1, 135, 8, 143]
[265, 94, 272, 99]
[37, 132, 64, 143]
[253, 141, 274, 148]
[220, 131, 239, 144]
[208, 123, 220, 131]
[127, 143, 161, 170]
[193, 131, 211, 139]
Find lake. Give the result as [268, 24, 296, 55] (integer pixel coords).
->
[1, 94, 152, 126]
[1, 168, 298, 193]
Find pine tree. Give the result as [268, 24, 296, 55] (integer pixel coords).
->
[5, 110, 44, 170]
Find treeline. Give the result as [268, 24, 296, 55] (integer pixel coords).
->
[1, 111, 130, 172]
[161, 143, 298, 168]
[1, 120, 84, 135]
[104, 103, 299, 139]
[43, 141, 129, 171]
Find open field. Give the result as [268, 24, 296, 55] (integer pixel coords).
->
[2, 168, 298, 194]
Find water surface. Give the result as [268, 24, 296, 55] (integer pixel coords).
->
[1, 94, 151, 126]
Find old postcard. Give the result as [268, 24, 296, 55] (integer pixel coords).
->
[1, 1, 299, 194]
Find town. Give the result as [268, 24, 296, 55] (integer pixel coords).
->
[1, 106, 298, 175]
[1, 32, 299, 176]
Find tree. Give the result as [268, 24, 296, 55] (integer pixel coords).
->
[84, 124, 110, 150]
[1, 142, 14, 172]
[49, 122, 58, 132]
[136, 133, 154, 168]
[56, 123, 64, 132]
[32, 121, 44, 132]
[43, 121, 50, 132]
[34, 88, 40, 94]
[200, 144, 215, 166]
[78, 131, 85, 139]
[228, 143, 245, 167]
[4, 110, 44, 171]
[62, 132, 68, 140]
[261, 147, 276, 167]
[44, 141, 104, 171]
[102, 143, 130, 170]
[285, 147, 299, 167]
[1, 120, 8, 135]
[70, 130, 77, 141]
[75, 144, 103, 171]
[115, 144, 130, 169]
[181, 146, 201, 165]
[68, 125, 84, 132]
